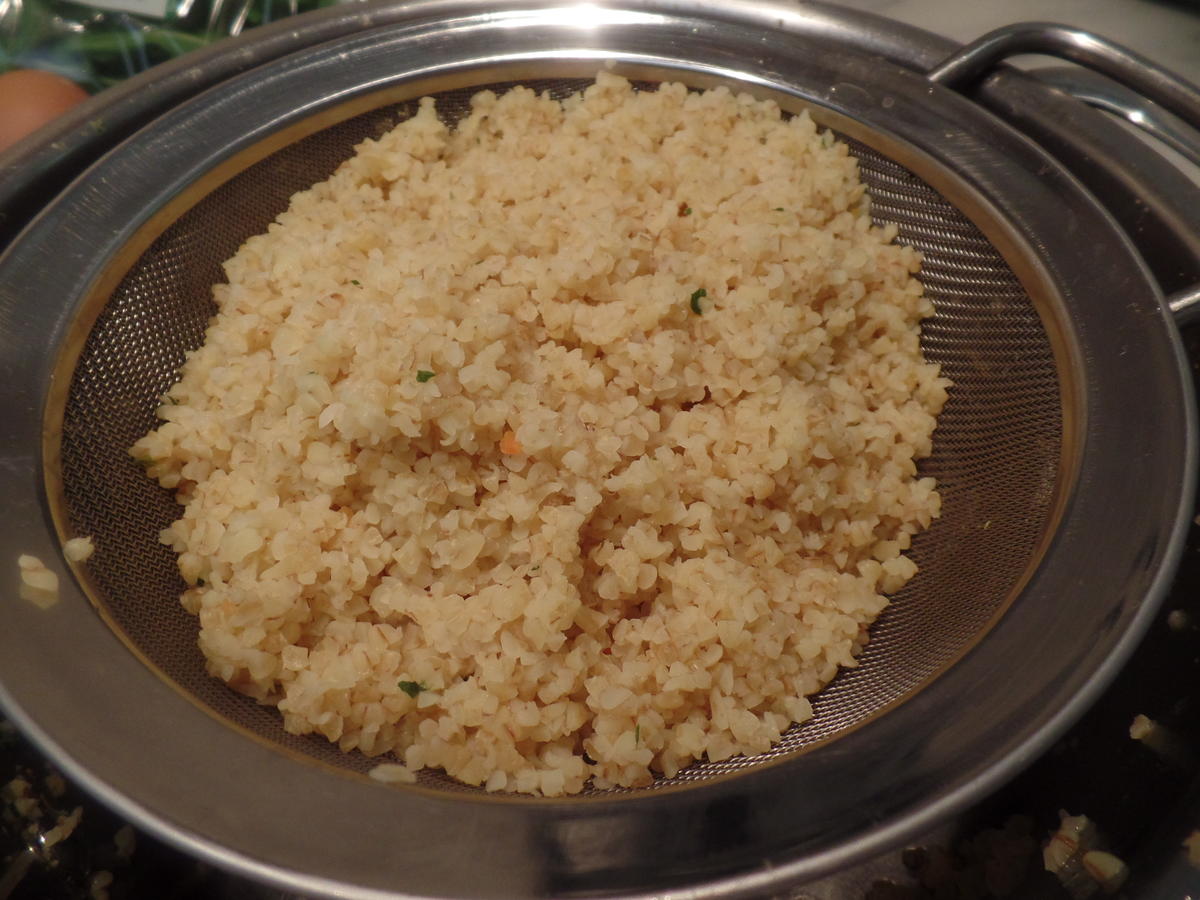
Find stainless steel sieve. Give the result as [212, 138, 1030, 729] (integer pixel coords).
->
[0, 2, 1197, 897]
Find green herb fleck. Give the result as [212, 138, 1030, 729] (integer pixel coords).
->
[398, 680, 428, 698]
[133, 454, 155, 468]
[196, 577, 206, 587]
[689, 288, 707, 315]
[683, 206, 692, 216]
[416, 370, 435, 383]
[773, 207, 785, 212]
[350, 279, 361, 286]
[635, 723, 641, 746]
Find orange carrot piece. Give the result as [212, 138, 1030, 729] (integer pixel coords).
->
[500, 429, 523, 455]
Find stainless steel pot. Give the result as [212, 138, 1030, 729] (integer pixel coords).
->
[1, 2, 1198, 897]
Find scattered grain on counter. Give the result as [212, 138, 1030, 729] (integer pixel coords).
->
[43, 771, 66, 798]
[1045, 812, 1130, 898]
[1128, 713, 1193, 770]
[113, 824, 137, 861]
[1080, 851, 1128, 895]
[1129, 714, 1155, 741]
[40, 805, 83, 851]
[88, 869, 114, 900]
[132, 73, 948, 795]
[1183, 829, 1200, 867]
[17, 554, 59, 609]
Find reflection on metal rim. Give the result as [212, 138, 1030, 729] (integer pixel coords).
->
[0, 3, 1193, 899]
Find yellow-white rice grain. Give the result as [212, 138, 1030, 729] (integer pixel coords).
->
[133, 73, 948, 795]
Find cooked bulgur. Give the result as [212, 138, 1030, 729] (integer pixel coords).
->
[132, 73, 948, 795]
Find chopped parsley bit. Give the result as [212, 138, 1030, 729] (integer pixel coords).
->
[689, 288, 707, 315]
[683, 206, 693, 216]
[531, 564, 540, 571]
[134, 454, 154, 467]
[350, 279, 361, 286]
[196, 577, 206, 586]
[774, 207, 785, 212]
[416, 370, 435, 383]
[635, 723, 642, 746]
[398, 680, 429, 698]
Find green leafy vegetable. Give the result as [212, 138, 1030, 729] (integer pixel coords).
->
[398, 680, 428, 698]
[635, 723, 641, 746]
[350, 279, 361, 286]
[689, 288, 707, 315]
[416, 370, 435, 383]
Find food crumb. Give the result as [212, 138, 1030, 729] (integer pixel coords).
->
[1184, 829, 1200, 866]
[1127, 714, 1192, 769]
[63, 536, 95, 562]
[17, 553, 59, 609]
[43, 771, 66, 798]
[88, 869, 113, 900]
[368, 763, 418, 784]
[1044, 811, 1096, 873]
[114, 824, 136, 860]
[1168, 609, 1189, 631]
[1044, 812, 1132, 898]
[40, 805, 83, 851]
[1081, 850, 1128, 894]
[1129, 714, 1155, 741]
[4, 776, 40, 819]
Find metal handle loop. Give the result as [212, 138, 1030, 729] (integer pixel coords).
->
[931, 23, 1200, 325]
[1033, 66, 1200, 171]
[928, 23, 1200, 134]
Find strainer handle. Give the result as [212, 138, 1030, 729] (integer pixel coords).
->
[930, 23, 1200, 327]
[927, 23, 1200, 130]
[1030, 67, 1200, 172]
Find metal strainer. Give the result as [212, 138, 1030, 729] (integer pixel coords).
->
[0, 2, 1196, 897]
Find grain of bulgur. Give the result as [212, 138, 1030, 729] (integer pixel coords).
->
[132, 74, 948, 795]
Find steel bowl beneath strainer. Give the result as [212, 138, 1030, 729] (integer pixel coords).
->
[0, 2, 1193, 898]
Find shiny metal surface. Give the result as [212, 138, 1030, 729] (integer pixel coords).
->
[927, 24, 1200, 312]
[0, 0, 954, 250]
[929, 21, 1200, 128]
[1034, 66, 1200, 170]
[968, 64, 1200, 302]
[0, 2, 1195, 898]
[1170, 285, 1200, 327]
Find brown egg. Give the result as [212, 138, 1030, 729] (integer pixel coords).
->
[0, 69, 90, 153]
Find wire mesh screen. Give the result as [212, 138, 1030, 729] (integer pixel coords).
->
[57, 78, 1061, 791]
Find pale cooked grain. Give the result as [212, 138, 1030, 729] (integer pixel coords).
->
[132, 73, 949, 795]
